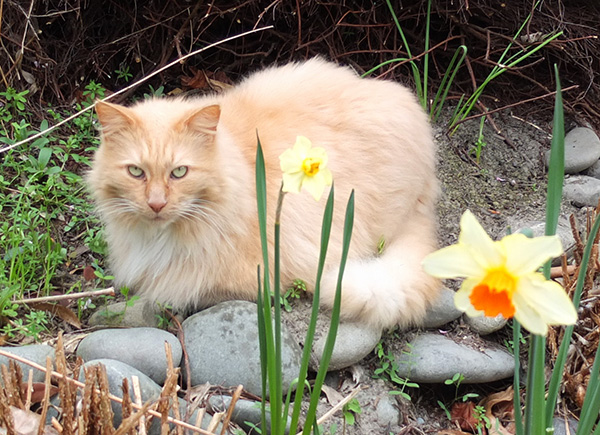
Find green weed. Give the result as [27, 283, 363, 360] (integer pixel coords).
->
[373, 341, 419, 401]
[0, 82, 108, 339]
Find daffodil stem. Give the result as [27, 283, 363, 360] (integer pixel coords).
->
[525, 334, 546, 434]
[512, 320, 524, 435]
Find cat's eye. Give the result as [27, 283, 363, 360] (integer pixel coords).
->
[127, 165, 144, 178]
[171, 166, 188, 179]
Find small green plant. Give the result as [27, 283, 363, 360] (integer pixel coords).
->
[471, 117, 487, 164]
[280, 278, 306, 312]
[373, 341, 419, 401]
[342, 398, 361, 426]
[115, 64, 133, 82]
[144, 84, 165, 99]
[473, 405, 492, 434]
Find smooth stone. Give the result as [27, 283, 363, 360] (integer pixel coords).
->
[563, 175, 600, 207]
[464, 314, 508, 335]
[545, 127, 600, 174]
[208, 394, 285, 435]
[552, 416, 578, 435]
[393, 333, 514, 383]
[182, 301, 302, 397]
[422, 287, 463, 328]
[76, 327, 182, 384]
[375, 394, 400, 427]
[310, 320, 381, 371]
[88, 299, 161, 328]
[584, 158, 600, 179]
[0, 344, 55, 383]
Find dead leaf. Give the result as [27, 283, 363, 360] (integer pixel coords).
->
[482, 386, 517, 435]
[451, 401, 478, 431]
[21, 382, 59, 404]
[83, 265, 95, 281]
[320, 384, 344, 406]
[8, 406, 59, 435]
[30, 302, 82, 329]
[181, 68, 232, 92]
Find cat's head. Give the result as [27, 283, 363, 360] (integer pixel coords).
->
[88, 99, 226, 228]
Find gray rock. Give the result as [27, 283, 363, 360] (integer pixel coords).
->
[208, 394, 284, 435]
[584, 158, 600, 179]
[0, 344, 54, 383]
[393, 333, 514, 383]
[88, 299, 162, 328]
[552, 416, 578, 435]
[310, 321, 381, 371]
[76, 327, 182, 384]
[181, 301, 302, 397]
[465, 314, 508, 335]
[563, 175, 600, 207]
[545, 127, 600, 174]
[422, 288, 463, 328]
[375, 394, 400, 427]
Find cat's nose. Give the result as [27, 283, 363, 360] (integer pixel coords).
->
[148, 199, 167, 213]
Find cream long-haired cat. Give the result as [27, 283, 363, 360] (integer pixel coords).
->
[88, 58, 439, 329]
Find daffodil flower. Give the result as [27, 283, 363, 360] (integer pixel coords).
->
[279, 136, 333, 201]
[422, 210, 577, 336]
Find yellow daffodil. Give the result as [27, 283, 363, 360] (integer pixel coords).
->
[422, 210, 577, 336]
[279, 136, 332, 201]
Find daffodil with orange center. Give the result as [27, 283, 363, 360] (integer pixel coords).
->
[422, 210, 577, 336]
[279, 136, 332, 201]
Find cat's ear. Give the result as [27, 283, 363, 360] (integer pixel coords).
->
[181, 105, 221, 135]
[95, 101, 138, 130]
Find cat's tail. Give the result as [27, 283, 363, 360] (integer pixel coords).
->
[320, 213, 441, 330]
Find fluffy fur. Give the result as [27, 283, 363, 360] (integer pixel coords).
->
[88, 59, 440, 329]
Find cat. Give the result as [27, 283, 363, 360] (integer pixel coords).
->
[88, 58, 440, 329]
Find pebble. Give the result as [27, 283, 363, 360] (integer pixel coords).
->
[464, 314, 508, 335]
[76, 327, 182, 385]
[545, 127, 600, 174]
[88, 299, 161, 328]
[421, 287, 463, 329]
[553, 416, 578, 435]
[0, 344, 55, 383]
[181, 301, 302, 397]
[310, 320, 381, 371]
[393, 333, 514, 383]
[374, 394, 400, 427]
[563, 175, 600, 207]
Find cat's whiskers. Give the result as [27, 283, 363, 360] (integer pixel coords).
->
[177, 200, 235, 251]
[97, 198, 141, 219]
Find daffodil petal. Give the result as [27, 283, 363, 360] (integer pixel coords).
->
[503, 233, 563, 275]
[458, 210, 504, 267]
[302, 175, 326, 200]
[281, 172, 303, 194]
[422, 244, 484, 278]
[293, 136, 312, 155]
[455, 277, 485, 316]
[513, 292, 549, 336]
[280, 149, 301, 173]
[516, 274, 577, 326]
